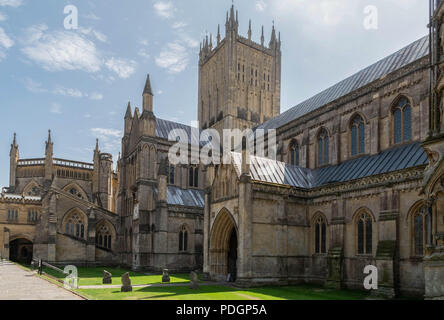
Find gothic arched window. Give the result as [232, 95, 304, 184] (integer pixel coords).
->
[413, 205, 427, 256]
[350, 115, 365, 156]
[314, 215, 327, 254]
[96, 223, 112, 250]
[64, 211, 86, 240]
[317, 129, 329, 167]
[357, 212, 373, 255]
[289, 141, 300, 166]
[393, 97, 412, 144]
[167, 164, 175, 185]
[179, 225, 188, 252]
[189, 166, 199, 188]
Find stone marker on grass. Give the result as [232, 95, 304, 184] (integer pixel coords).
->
[103, 270, 112, 284]
[162, 269, 170, 283]
[121, 272, 132, 292]
[189, 271, 199, 290]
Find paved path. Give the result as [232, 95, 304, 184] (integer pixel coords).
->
[0, 260, 83, 300]
[79, 281, 224, 289]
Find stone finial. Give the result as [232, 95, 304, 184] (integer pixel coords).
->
[189, 271, 199, 290]
[121, 272, 132, 292]
[12, 132, 17, 148]
[125, 101, 132, 119]
[248, 19, 252, 40]
[103, 270, 112, 284]
[261, 25, 264, 46]
[162, 269, 170, 283]
[143, 74, 153, 96]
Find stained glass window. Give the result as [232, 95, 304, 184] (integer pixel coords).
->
[179, 225, 188, 252]
[357, 212, 372, 255]
[314, 216, 327, 254]
[393, 97, 412, 144]
[403, 105, 412, 142]
[413, 206, 426, 256]
[317, 129, 329, 167]
[350, 115, 365, 156]
[289, 142, 299, 166]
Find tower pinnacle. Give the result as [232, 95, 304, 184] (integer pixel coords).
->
[143, 74, 153, 96]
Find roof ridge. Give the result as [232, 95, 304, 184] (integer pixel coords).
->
[257, 35, 429, 131]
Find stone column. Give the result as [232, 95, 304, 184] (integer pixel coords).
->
[373, 189, 398, 298]
[153, 161, 168, 271]
[86, 209, 96, 266]
[423, 198, 444, 299]
[202, 188, 211, 276]
[237, 174, 252, 286]
[47, 194, 57, 263]
[3, 228, 10, 260]
[326, 199, 345, 289]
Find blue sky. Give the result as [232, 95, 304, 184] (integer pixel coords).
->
[0, 0, 429, 188]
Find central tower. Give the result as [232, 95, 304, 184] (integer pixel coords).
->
[198, 5, 281, 132]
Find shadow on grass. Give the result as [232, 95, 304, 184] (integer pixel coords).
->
[82, 284, 369, 301]
[40, 266, 190, 286]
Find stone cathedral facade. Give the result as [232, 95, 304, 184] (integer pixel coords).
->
[1, 4, 444, 298]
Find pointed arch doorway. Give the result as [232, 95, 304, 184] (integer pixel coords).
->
[209, 209, 238, 282]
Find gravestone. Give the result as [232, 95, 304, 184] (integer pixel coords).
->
[189, 271, 199, 290]
[121, 272, 132, 292]
[162, 269, 170, 283]
[103, 270, 112, 284]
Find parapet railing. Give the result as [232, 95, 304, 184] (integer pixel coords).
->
[53, 158, 94, 170]
[17, 158, 45, 166]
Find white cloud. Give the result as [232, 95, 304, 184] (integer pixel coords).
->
[91, 128, 122, 152]
[105, 57, 136, 79]
[0, 12, 6, 21]
[24, 77, 103, 100]
[88, 92, 103, 100]
[155, 42, 188, 74]
[21, 24, 102, 73]
[84, 13, 100, 21]
[79, 27, 108, 43]
[53, 86, 84, 98]
[179, 33, 199, 48]
[0, 27, 13, 48]
[0, 27, 13, 61]
[138, 48, 150, 60]
[0, 0, 22, 7]
[271, 0, 358, 27]
[23, 78, 47, 93]
[21, 24, 136, 80]
[50, 103, 62, 114]
[154, 1, 175, 19]
[255, 0, 267, 12]
[172, 21, 187, 29]
[91, 128, 121, 138]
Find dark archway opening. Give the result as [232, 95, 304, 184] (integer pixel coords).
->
[227, 229, 237, 282]
[9, 239, 33, 264]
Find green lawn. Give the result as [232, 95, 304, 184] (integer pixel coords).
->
[26, 265, 192, 286]
[18, 264, 369, 300]
[77, 284, 368, 300]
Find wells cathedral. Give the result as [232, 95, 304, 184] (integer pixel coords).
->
[1, 3, 444, 298]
